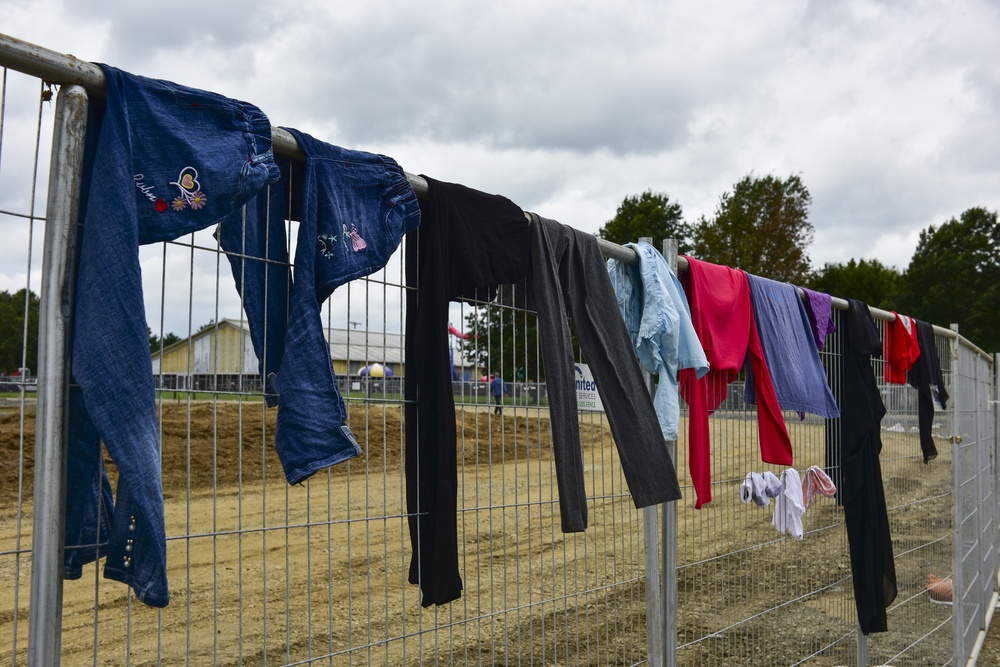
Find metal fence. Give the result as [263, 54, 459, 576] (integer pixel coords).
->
[1, 33, 997, 666]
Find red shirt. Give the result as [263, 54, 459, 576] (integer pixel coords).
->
[679, 256, 794, 508]
[883, 312, 921, 384]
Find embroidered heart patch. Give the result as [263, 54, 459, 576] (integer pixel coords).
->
[168, 166, 207, 212]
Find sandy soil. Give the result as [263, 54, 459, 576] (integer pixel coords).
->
[0, 399, 963, 665]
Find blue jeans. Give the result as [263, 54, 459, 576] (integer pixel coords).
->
[65, 65, 280, 607]
[260, 128, 420, 483]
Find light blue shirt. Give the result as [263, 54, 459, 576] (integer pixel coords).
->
[608, 243, 709, 441]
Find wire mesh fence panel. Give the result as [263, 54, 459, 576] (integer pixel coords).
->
[0, 68, 54, 667]
[940, 336, 997, 665]
[673, 308, 860, 666]
[31, 201, 649, 665]
[867, 327, 954, 666]
[2, 38, 1000, 667]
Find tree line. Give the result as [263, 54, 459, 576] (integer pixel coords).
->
[2, 175, 997, 375]
[597, 176, 999, 353]
[0, 294, 195, 374]
[466, 173, 999, 377]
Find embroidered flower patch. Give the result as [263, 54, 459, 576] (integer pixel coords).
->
[167, 166, 208, 212]
[317, 234, 338, 258]
[349, 224, 367, 252]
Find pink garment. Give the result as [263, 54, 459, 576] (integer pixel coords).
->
[679, 256, 794, 509]
[801, 465, 837, 508]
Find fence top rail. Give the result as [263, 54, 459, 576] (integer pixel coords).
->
[0, 30, 992, 365]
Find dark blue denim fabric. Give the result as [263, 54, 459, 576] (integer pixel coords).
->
[269, 128, 420, 484]
[217, 184, 290, 407]
[65, 64, 280, 607]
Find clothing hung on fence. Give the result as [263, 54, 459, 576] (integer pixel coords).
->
[607, 242, 709, 442]
[801, 465, 837, 508]
[884, 312, 921, 385]
[678, 256, 793, 509]
[220, 128, 420, 484]
[740, 473, 770, 506]
[528, 215, 683, 533]
[799, 286, 837, 351]
[744, 274, 839, 419]
[908, 319, 949, 463]
[762, 470, 783, 498]
[839, 299, 897, 635]
[66, 65, 283, 607]
[404, 177, 531, 607]
[772, 468, 805, 540]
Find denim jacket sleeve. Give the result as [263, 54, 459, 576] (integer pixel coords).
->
[66, 65, 280, 607]
[608, 243, 708, 441]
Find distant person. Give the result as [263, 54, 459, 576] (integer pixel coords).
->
[490, 373, 507, 415]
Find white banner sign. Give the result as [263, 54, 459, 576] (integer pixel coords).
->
[574, 363, 605, 413]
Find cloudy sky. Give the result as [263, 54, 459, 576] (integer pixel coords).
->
[2, 0, 999, 337]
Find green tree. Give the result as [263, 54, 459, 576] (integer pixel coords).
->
[598, 190, 693, 253]
[898, 207, 1000, 352]
[807, 259, 901, 310]
[148, 327, 182, 354]
[0, 289, 40, 374]
[693, 173, 814, 283]
[460, 305, 540, 383]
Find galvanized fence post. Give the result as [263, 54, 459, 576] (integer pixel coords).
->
[638, 236, 662, 667]
[857, 626, 868, 666]
[950, 323, 965, 665]
[27, 83, 89, 667]
[995, 353, 1000, 596]
[976, 346, 990, 627]
[661, 238, 678, 667]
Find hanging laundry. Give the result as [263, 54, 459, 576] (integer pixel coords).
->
[257, 127, 419, 484]
[772, 468, 805, 540]
[839, 299, 897, 635]
[744, 274, 840, 420]
[65, 65, 285, 608]
[801, 465, 837, 508]
[884, 312, 921, 385]
[799, 286, 837, 351]
[607, 242, 709, 442]
[907, 319, 949, 463]
[762, 470, 784, 498]
[527, 214, 682, 533]
[405, 177, 531, 607]
[678, 256, 794, 509]
[740, 472, 770, 506]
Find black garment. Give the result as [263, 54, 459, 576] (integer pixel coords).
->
[526, 214, 682, 532]
[907, 319, 949, 463]
[492, 394, 503, 415]
[840, 299, 897, 634]
[404, 177, 530, 607]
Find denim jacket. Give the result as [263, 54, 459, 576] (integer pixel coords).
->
[255, 128, 420, 484]
[607, 243, 709, 441]
[65, 65, 281, 607]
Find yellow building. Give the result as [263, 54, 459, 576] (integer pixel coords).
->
[151, 318, 472, 391]
[151, 318, 406, 391]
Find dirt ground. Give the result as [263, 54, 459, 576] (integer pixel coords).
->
[0, 398, 975, 665]
[979, 614, 1000, 666]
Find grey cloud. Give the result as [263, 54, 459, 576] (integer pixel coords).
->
[258, 2, 702, 155]
[61, 0, 289, 85]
